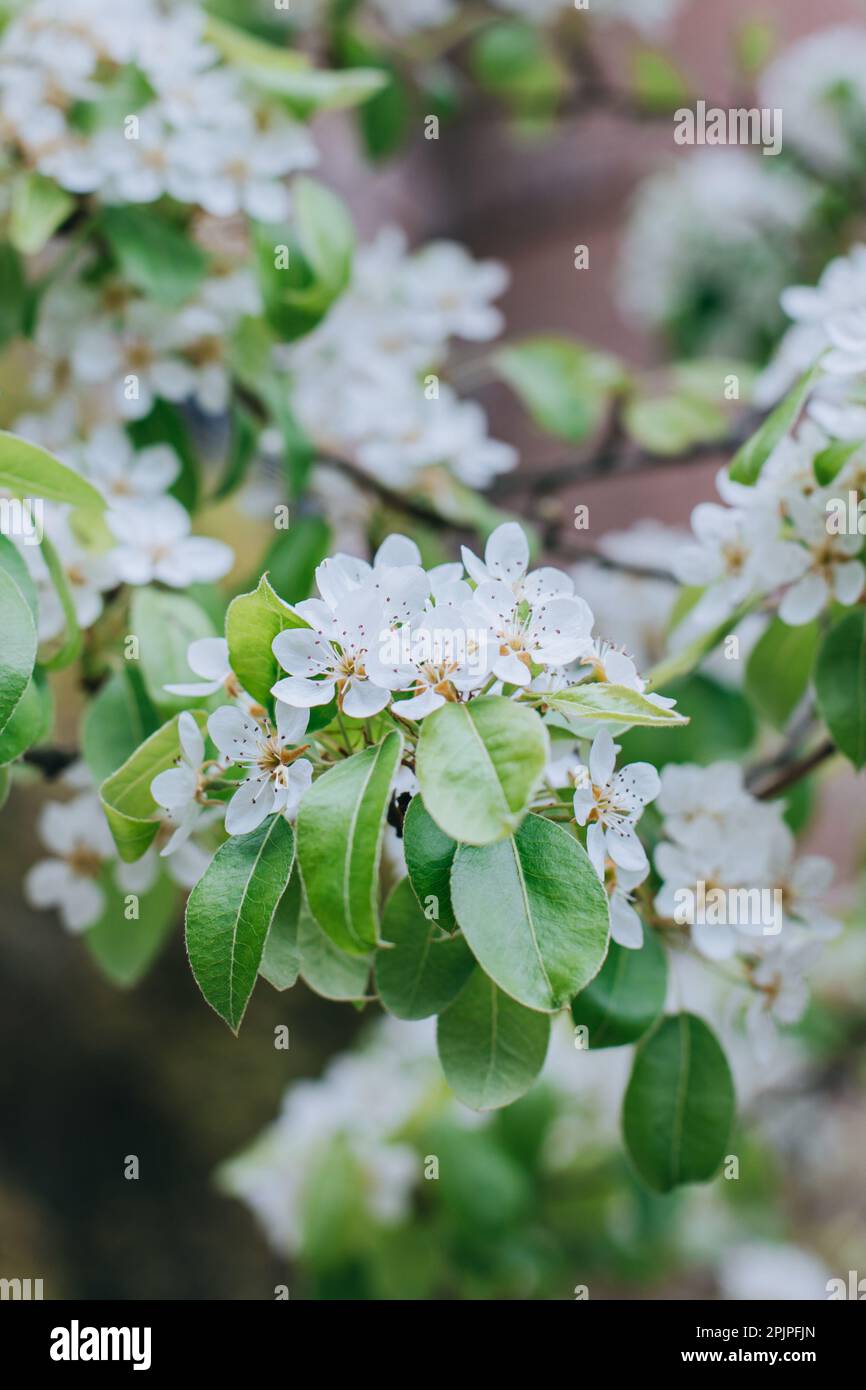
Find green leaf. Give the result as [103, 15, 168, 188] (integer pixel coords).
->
[813, 438, 863, 486]
[127, 399, 199, 512]
[495, 337, 626, 445]
[633, 50, 691, 110]
[623, 393, 726, 455]
[85, 868, 177, 989]
[0, 764, 10, 811]
[9, 172, 73, 255]
[253, 178, 354, 341]
[214, 404, 257, 501]
[815, 608, 866, 767]
[69, 63, 154, 132]
[186, 816, 295, 1032]
[0, 431, 105, 509]
[204, 14, 386, 114]
[437, 969, 550, 1111]
[451, 814, 610, 1013]
[571, 931, 667, 1049]
[375, 877, 474, 1020]
[545, 683, 688, 729]
[225, 573, 307, 707]
[618, 675, 755, 768]
[297, 731, 402, 954]
[130, 587, 216, 711]
[403, 794, 457, 933]
[100, 711, 207, 862]
[298, 899, 371, 1000]
[257, 516, 330, 605]
[736, 18, 777, 76]
[0, 534, 38, 621]
[0, 243, 27, 348]
[99, 205, 207, 307]
[334, 30, 413, 160]
[746, 617, 818, 731]
[82, 668, 159, 784]
[623, 1013, 735, 1193]
[0, 566, 37, 736]
[0, 667, 53, 765]
[259, 869, 302, 991]
[470, 21, 566, 117]
[416, 696, 549, 846]
[729, 369, 814, 485]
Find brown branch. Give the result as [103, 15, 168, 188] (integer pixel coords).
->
[748, 738, 837, 801]
[491, 408, 765, 500]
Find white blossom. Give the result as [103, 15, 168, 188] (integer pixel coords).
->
[208, 704, 313, 835]
[106, 496, 234, 588]
[572, 730, 659, 875]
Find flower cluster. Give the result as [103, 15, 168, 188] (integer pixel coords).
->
[653, 760, 839, 1051]
[217, 1017, 439, 1255]
[756, 242, 866, 430]
[277, 228, 515, 489]
[23, 763, 210, 933]
[269, 523, 593, 718]
[617, 150, 814, 357]
[758, 26, 866, 177]
[674, 434, 866, 630]
[0, 0, 316, 215]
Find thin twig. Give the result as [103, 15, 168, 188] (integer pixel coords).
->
[748, 739, 837, 801]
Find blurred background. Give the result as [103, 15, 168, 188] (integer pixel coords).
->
[4, 0, 866, 1300]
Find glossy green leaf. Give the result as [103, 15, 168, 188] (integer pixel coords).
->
[0, 534, 38, 620]
[470, 21, 566, 117]
[416, 696, 548, 846]
[746, 617, 818, 731]
[252, 178, 354, 341]
[0, 431, 105, 509]
[623, 1012, 735, 1192]
[127, 399, 199, 512]
[9, 172, 73, 255]
[623, 393, 726, 455]
[451, 814, 610, 1013]
[571, 931, 667, 1049]
[729, 369, 814, 485]
[402, 794, 457, 933]
[204, 14, 385, 113]
[0, 667, 53, 765]
[186, 816, 295, 1032]
[437, 969, 550, 1111]
[93, 664, 159, 766]
[259, 869, 302, 991]
[225, 573, 307, 707]
[0, 566, 37, 736]
[815, 608, 866, 767]
[258, 516, 330, 605]
[814, 438, 862, 486]
[100, 711, 208, 862]
[633, 50, 691, 110]
[100, 205, 207, 307]
[618, 675, 756, 768]
[545, 683, 688, 729]
[297, 731, 402, 954]
[375, 877, 474, 1020]
[495, 337, 626, 445]
[82, 668, 159, 784]
[131, 587, 216, 711]
[0, 243, 27, 348]
[298, 900, 371, 1001]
